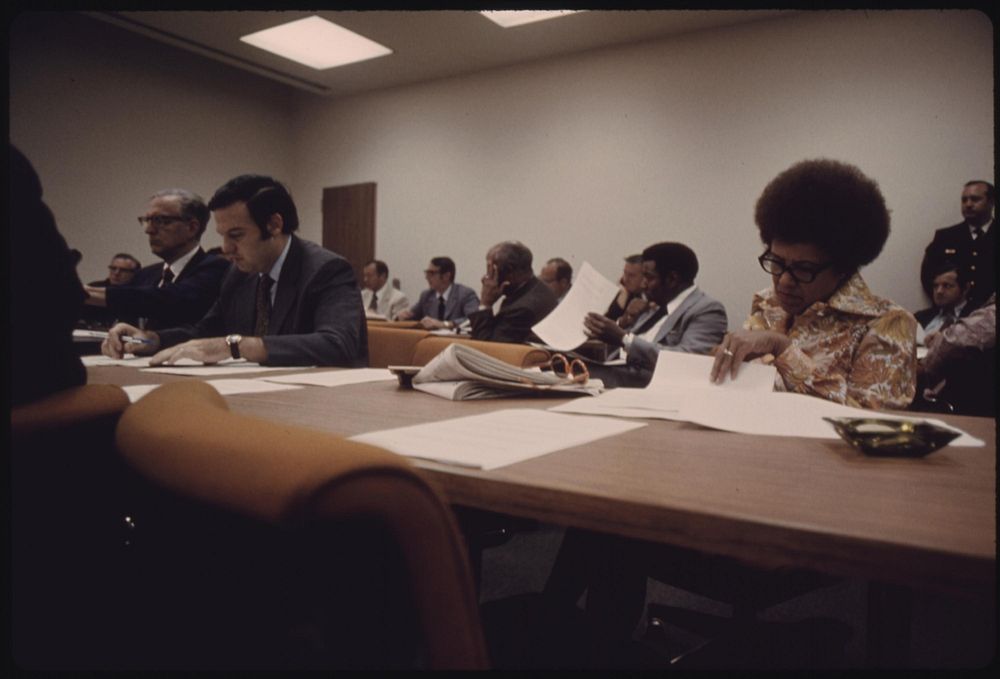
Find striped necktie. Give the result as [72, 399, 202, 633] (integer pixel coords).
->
[159, 266, 174, 288]
[254, 275, 273, 337]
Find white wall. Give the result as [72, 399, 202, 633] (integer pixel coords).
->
[10, 10, 994, 321]
[290, 9, 994, 323]
[9, 12, 295, 284]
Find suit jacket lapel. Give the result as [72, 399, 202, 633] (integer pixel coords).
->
[173, 247, 205, 283]
[653, 289, 702, 343]
[269, 236, 301, 334]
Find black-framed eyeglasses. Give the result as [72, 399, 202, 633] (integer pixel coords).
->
[758, 250, 833, 284]
[138, 215, 186, 228]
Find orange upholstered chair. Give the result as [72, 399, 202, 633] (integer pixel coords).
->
[366, 325, 431, 368]
[113, 381, 488, 669]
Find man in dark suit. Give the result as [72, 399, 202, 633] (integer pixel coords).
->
[83, 189, 229, 329]
[103, 175, 367, 367]
[914, 260, 973, 340]
[396, 256, 479, 330]
[583, 242, 728, 388]
[78, 252, 142, 329]
[468, 241, 558, 343]
[920, 180, 994, 309]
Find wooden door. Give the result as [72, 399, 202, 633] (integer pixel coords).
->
[322, 183, 376, 280]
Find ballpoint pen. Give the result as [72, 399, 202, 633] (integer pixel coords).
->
[122, 336, 155, 345]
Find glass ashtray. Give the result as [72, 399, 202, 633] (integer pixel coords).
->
[823, 417, 960, 457]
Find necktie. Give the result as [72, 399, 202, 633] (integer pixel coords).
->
[940, 313, 956, 331]
[159, 266, 174, 288]
[254, 275, 273, 337]
[438, 295, 446, 321]
[633, 305, 668, 335]
[369, 292, 378, 311]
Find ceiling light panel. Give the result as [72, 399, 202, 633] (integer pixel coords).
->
[240, 15, 392, 70]
[480, 10, 581, 28]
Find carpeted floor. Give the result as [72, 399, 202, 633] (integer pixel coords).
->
[476, 523, 995, 670]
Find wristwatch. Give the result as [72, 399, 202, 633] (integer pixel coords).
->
[225, 334, 243, 360]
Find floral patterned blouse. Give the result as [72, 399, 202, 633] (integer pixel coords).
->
[745, 273, 917, 410]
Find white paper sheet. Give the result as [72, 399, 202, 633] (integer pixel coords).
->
[350, 408, 646, 470]
[140, 358, 310, 375]
[82, 355, 152, 367]
[551, 361, 984, 447]
[531, 262, 621, 351]
[648, 351, 778, 392]
[121, 378, 302, 403]
[261, 368, 397, 387]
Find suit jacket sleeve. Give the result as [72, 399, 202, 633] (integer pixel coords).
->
[155, 266, 247, 349]
[105, 253, 229, 328]
[455, 285, 480, 325]
[263, 256, 366, 367]
[388, 292, 410, 321]
[468, 304, 538, 343]
[626, 298, 728, 371]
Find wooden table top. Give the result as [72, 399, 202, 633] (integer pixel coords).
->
[89, 365, 996, 599]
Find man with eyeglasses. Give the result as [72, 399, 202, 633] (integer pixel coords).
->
[87, 253, 141, 287]
[102, 174, 367, 367]
[396, 257, 479, 330]
[78, 252, 142, 329]
[82, 189, 228, 329]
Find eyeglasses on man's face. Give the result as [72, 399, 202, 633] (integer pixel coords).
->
[758, 250, 833, 284]
[138, 215, 186, 228]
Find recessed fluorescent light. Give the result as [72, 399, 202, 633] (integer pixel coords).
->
[480, 10, 581, 28]
[240, 16, 391, 70]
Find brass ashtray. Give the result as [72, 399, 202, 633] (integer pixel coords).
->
[823, 417, 960, 457]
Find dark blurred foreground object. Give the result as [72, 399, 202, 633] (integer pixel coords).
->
[9, 144, 86, 406]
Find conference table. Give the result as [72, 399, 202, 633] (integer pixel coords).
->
[88, 363, 996, 666]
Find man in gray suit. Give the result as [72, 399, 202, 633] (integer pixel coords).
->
[102, 174, 367, 367]
[396, 256, 479, 330]
[584, 241, 727, 387]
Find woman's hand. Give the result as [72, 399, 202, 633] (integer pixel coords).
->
[710, 329, 791, 383]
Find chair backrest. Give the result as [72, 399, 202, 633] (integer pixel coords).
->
[114, 380, 489, 669]
[367, 325, 431, 368]
[412, 336, 550, 368]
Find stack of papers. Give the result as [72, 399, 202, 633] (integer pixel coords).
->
[411, 343, 603, 400]
[549, 353, 983, 446]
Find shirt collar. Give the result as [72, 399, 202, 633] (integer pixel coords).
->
[437, 283, 453, 301]
[165, 245, 199, 279]
[266, 236, 292, 284]
[666, 284, 697, 315]
[969, 219, 992, 236]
